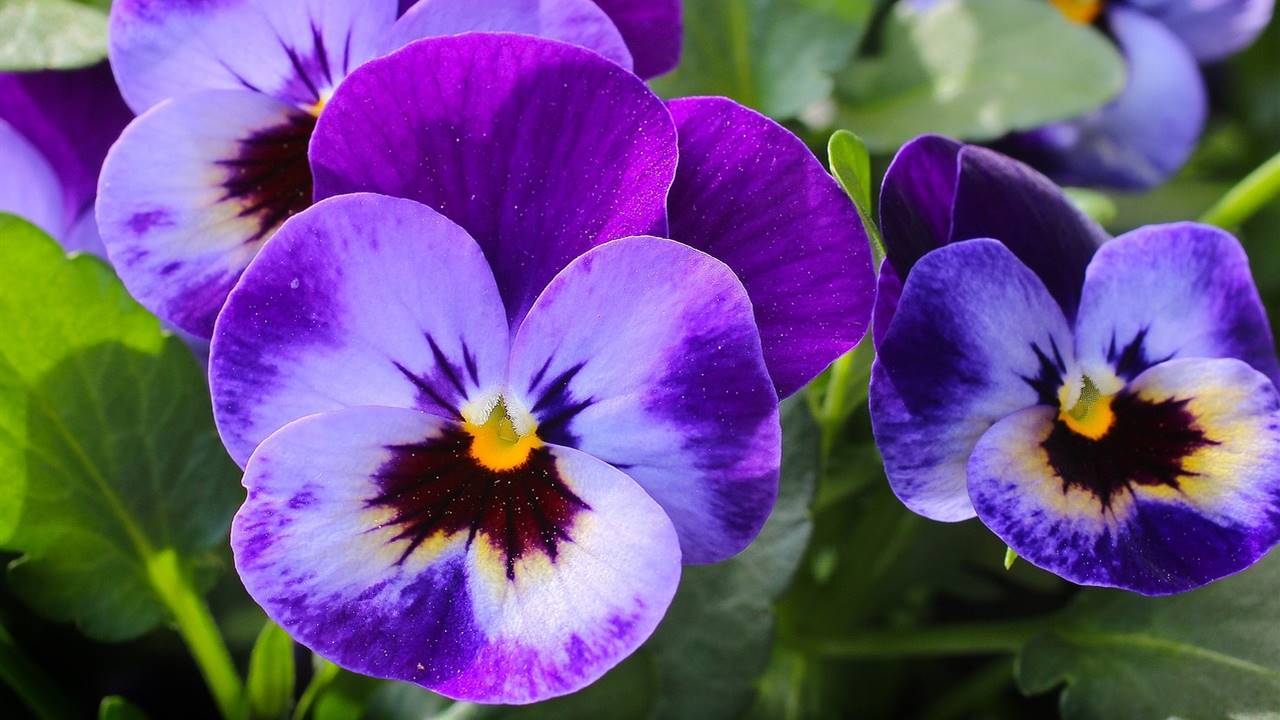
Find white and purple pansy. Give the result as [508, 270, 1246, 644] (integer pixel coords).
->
[210, 34, 871, 702]
[95, 0, 682, 338]
[0, 63, 132, 256]
[871, 136, 1280, 595]
[998, 0, 1274, 189]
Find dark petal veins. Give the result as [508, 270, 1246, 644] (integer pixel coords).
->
[217, 110, 316, 245]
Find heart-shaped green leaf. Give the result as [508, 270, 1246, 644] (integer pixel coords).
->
[0, 0, 109, 71]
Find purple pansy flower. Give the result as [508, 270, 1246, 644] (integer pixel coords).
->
[0, 63, 132, 255]
[999, 0, 1274, 190]
[210, 33, 869, 702]
[95, 0, 682, 338]
[870, 136, 1280, 594]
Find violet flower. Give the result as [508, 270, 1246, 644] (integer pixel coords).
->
[1000, 0, 1274, 190]
[0, 63, 132, 255]
[871, 135, 1280, 594]
[96, 0, 682, 337]
[210, 33, 870, 702]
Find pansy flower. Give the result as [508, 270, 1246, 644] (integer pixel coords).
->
[95, 0, 682, 337]
[211, 33, 870, 701]
[0, 63, 132, 255]
[871, 135, 1280, 594]
[998, 0, 1274, 189]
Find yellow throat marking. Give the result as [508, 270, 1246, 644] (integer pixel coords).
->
[463, 400, 542, 472]
[1051, 0, 1103, 24]
[1058, 374, 1115, 440]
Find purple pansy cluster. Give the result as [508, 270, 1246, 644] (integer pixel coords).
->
[4, 0, 1280, 707]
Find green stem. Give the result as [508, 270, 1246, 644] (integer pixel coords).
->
[0, 621, 76, 720]
[820, 351, 857, 456]
[1200, 150, 1280, 229]
[801, 617, 1046, 659]
[292, 659, 340, 720]
[147, 551, 245, 720]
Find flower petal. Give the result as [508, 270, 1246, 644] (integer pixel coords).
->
[383, 0, 634, 71]
[1126, 0, 1274, 61]
[1000, 7, 1207, 190]
[210, 194, 509, 466]
[108, 0, 398, 112]
[969, 358, 1280, 595]
[870, 239, 1075, 522]
[0, 63, 132, 224]
[1073, 222, 1280, 387]
[97, 90, 316, 337]
[878, 134, 961, 278]
[508, 236, 780, 563]
[589, 0, 682, 78]
[311, 33, 677, 330]
[233, 405, 681, 703]
[0, 119, 66, 240]
[666, 97, 874, 397]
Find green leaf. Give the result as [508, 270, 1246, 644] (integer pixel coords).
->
[0, 0, 109, 71]
[248, 622, 296, 720]
[651, 0, 874, 119]
[827, 130, 884, 262]
[1017, 552, 1280, 718]
[836, 0, 1125, 152]
[1063, 188, 1118, 227]
[99, 696, 148, 720]
[0, 216, 240, 641]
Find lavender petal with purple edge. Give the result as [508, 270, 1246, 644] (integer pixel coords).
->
[998, 7, 1206, 191]
[210, 194, 510, 467]
[382, 0, 634, 72]
[666, 97, 873, 397]
[233, 405, 680, 703]
[1126, 0, 1274, 61]
[589, 0, 682, 78]
[311, 33, 677, 331]
[508, 237, 780, 563]
[0, 63, 132, 231]
[97, 89, 316, 337]
[108, 0, 398, 113]
[1073, 222, 1280, 387]
[0, 120, 65, 240]
[870, 239, 1075, 522]
[969, 358, 1280, 595]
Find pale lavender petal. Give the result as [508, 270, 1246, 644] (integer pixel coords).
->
[311, 33, 677, 330]
[666, 97, 874, 397]
[870, 239, 1074, 522]
[508, 236, 780, 563]
[0, 119, 66, 240]
[210, 194, 510, 466]
[1127, 0, 1274, 61]
[234, 405, 680, 702]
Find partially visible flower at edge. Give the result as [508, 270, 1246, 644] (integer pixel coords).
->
[870, 134, 1280, 594]
[0, 63, 132, 256]
[998, 0, 1274, 190]
[96, 0, 683, 338]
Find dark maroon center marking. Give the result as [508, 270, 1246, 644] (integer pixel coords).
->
[1042, 392, 1218, 509]
[217, 110, 316, 245]
[366, 426, 589, 580]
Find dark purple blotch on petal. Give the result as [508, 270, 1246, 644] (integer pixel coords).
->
[218, 109, 316, 244]
[1020, 337, 1069, 406]
[527, 360, 594, 448]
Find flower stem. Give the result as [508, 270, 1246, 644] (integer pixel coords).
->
[292, 658, 340, 720]
[1200, 150, 1280, 230]
[801, 617, 1047, 659]
[0, 621, 76, 720]
[147, 551, 246, 720]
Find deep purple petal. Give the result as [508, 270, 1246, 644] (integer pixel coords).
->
[383, 0, 633, 71]
[878, 134, 961, 278]
[0, 118, 66, 240]
[1000, 7, 1207, 190]
[311, 33, 677, 330]
[589, 0, 682, 78]
[508, 236, 781, 563]
[1126, 0, 1274, 61]
[233, 405, 680, 702]
[0, 63, 132, 225]
[970, 358, 1280, 595]
[666, 97, 874, 397]
[210, 194, 510, 467]
[108, 0, 398, 112]
[870, 260, 902, 349]
[97, 89, 316, 337]
[1074, 222, 1280, 387]
[870, 239, 1074, 521]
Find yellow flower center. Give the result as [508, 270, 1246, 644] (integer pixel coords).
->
[1058, 374, 1115, 440]
[1051, 0, 1103, 24]
[463, 399, 542, 471]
